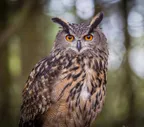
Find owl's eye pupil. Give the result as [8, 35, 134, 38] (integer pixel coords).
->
[68, 36, 72, 39]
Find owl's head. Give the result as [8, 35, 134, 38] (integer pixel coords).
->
[52, 12, 108, 55]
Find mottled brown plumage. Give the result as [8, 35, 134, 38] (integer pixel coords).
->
[19, 12, 108, 127]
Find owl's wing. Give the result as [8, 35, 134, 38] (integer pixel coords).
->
[19, 56, 60, 127]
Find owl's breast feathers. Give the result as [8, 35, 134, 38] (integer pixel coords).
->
[19, 49, 108, 127]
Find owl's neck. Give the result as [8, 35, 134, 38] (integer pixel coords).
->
[51, 48, 108, 71]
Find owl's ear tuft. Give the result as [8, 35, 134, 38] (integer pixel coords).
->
[89, 12, 104, 33]
[52, 17, 69, 33]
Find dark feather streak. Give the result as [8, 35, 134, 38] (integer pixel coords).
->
[52, 17, 70, 34]
[88, 12, 104, 33]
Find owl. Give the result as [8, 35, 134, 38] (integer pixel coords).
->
[19, 12, 108, 127]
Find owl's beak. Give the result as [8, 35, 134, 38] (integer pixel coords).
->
[76, 40, 81, 51]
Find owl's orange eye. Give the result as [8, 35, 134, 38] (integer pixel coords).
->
[84, 34, 93, 41]
[65, 35, 74, 42]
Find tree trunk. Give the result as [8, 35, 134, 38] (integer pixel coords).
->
[122, 0, 135, 126]
[0, 0, 12, 126]
[19, 1, 49, 85]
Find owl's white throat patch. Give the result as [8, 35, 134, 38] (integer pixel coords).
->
[80, 67, 91, 101]
[80, 61, 94, 101]
[80, 84, 90, 101]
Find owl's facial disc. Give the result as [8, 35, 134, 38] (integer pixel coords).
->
[66, 33, 93, 53]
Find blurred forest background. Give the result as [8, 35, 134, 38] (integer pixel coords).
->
[0, 0, 144, 127]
